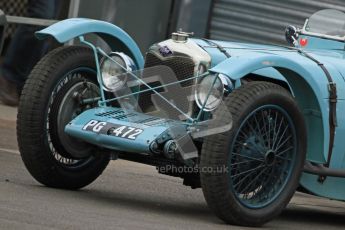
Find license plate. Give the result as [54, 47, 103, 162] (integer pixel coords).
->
[82, 120, 143, 140]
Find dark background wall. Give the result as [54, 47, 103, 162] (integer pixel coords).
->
[76, 0, 345, 48]
[207, 0, 345, 45]
[76, 0, 174, 52]
[2, 0, 345, 50]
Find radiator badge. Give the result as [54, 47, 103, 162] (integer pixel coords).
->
[159, 45, 173, 57]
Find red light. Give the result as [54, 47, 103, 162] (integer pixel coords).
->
[300, 38, 308, 47]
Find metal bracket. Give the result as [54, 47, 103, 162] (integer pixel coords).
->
[6, 16, 58, 27]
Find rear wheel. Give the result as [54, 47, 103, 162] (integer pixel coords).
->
[200, 82, 306, 226]
[17, 46, 110, 189]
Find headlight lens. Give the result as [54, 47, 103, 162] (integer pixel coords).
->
[195, 73, 232, 111]
[100, 52, 135, 91]
[197, 64, 206, 76]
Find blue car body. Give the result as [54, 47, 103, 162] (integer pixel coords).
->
[195, 37, 345, 200]
[35, 13, 345, 201]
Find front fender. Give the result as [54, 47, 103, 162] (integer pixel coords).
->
[209, 52, 331, 99]
[211, 53, 324, 95]
[36, 18, 144, 68]
[209, 52, 345, 164]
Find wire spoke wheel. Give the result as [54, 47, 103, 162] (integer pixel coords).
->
[230, 105, 297, 208]
[200, 82, 306, 226]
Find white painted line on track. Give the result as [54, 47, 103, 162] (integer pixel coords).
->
[0, 148, 20, 155]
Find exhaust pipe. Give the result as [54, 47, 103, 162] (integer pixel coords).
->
[304, 161, 345, 178]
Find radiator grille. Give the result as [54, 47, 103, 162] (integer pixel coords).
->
[139, 52, 195, 114]
[144, 52, 195, 87]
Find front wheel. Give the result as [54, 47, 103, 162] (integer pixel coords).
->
[200, 82, 306, 226]
[17, 46, 110, 189]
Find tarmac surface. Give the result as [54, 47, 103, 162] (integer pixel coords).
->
[0, 103, 344, 230]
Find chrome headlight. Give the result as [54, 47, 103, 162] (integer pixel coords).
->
[100, 52, 135, 91]
[195, 73, 233, 111]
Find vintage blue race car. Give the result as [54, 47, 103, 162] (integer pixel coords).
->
[10, 9, 345, 226]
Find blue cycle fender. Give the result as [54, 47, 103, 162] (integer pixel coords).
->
[209, 52, 345, 164]
[36, 18, 144, 68]
[211, 52, 328, 97]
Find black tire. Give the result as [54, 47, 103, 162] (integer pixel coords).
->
[17, 46, 110, 190]
[200, 82, 306, 226]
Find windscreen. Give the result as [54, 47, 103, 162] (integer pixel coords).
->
[305, 9, 345, 38]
